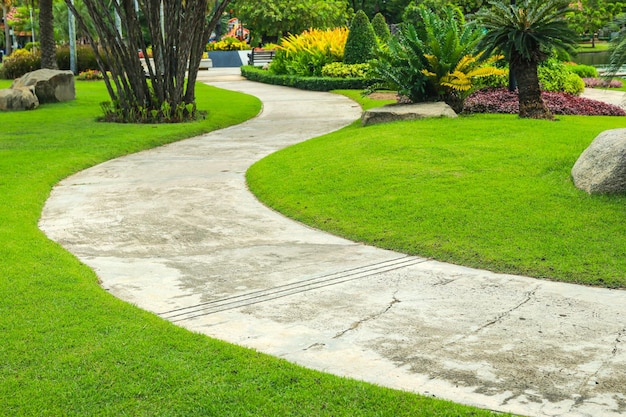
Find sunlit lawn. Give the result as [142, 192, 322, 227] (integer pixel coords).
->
[248, 91, 626, 288]
[0, 79, 507, 416]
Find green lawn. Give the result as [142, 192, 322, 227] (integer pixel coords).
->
[0, 80, 506, 416]
[248, 95, 626, 288]
[576, 41, 611, 52]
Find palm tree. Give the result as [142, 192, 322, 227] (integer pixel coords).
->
[39, 0, 58, 69]
[476, 0, 578, 119]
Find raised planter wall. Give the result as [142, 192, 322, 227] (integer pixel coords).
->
[207, 51, 251, 67]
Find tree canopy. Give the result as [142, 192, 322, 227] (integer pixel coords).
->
[229, 0, 350, 44]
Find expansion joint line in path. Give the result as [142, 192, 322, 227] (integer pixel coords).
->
[159, 255, 427, 322]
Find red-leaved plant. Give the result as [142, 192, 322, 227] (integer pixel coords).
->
[464, 88, 626, 116]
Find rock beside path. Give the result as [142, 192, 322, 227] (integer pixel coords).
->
[11, 69, 75, 104]
[0, 86, 39, 110]
[361, 102, 457, 126]
[572, 128, 626, 194]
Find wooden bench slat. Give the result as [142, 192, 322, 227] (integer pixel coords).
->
[248, 50, 276, 66]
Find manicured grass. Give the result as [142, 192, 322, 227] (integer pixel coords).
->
[247, 103, 626, 288]
[576, 41, 611, 52]
[0, 80, 506, 416]
[335, 89, 397, 110]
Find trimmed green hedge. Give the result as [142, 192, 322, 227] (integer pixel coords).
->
[240, 65, 372, 91]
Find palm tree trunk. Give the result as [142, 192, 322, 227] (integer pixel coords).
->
[39, 0, 58, 69]
[511, 59, 552, 119]
[2, 4, 11, 56]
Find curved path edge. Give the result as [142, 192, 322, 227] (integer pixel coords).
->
[40, 70, 626, 417]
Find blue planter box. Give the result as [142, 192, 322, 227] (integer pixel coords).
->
[208, 51, 250, 67]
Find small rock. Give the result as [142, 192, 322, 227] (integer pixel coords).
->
[0, 86, 39, 111]
[11, 69, 75, 103]
[572, 128, 626, 194]
[361, 102, 457, 126]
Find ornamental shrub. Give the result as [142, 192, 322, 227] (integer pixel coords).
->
[568, 64, 598, 78]
[583, 77, 624, 88]
[371, 13, 391, 42]
[56, 45, 101, 73]
[241, 65, 372, 90]
[271, 28, 348, 77]
[538, 59, 585, 95]
[464, 87, 626, 116]
[207, 37, 250, 51]
[369, 4, 502, 111]
[343, 10, 377, 64]
[0, 49, 40, 79]
[321, 62, 370, 78]
[0, 46, 104, 79]
[77, 69, 105, 81]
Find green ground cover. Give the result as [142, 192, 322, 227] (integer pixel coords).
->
[0, 80, 506, 416]
[576, 41, 611, 52]
[248, 93, 626, 288]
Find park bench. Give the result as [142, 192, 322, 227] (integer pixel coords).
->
[248, 49, 275, 66]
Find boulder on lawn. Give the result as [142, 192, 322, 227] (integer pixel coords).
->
[11, 69, 75, 103]
[0, 86, 39, 111]
[361, 102, 457, 126]
[572, 128, 626, 194]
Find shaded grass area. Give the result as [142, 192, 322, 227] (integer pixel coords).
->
[0, 80, 506, 416]
[247, 109, 626, 287]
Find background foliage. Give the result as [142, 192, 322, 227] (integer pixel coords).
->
[229, 0, 350, 45]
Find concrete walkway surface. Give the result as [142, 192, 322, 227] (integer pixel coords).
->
[40, 68, 626, 417]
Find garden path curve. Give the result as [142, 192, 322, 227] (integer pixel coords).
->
[40, 68, 626, 417]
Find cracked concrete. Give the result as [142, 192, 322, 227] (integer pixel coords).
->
[39, 68, 626, 417]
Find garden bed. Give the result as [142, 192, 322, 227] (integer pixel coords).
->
[240, 65, 372, 91]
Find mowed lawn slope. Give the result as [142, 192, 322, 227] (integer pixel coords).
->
[248, 108, 626, 287]
[0, 80, 506, 416]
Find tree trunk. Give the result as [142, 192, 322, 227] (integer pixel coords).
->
[68, 0, 233, 123]
[2, 4, 11, 56]
[39, 0, 58, 69]
[184, 0, 233, 104]
[511, 58, 553, 120]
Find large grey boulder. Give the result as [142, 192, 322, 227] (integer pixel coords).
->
[572, 129, 626, 194]
[11, 69, 75, 103]
[361, 102, 457, 126]
[0, 86, 39, 111]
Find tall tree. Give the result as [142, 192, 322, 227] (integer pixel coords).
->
[230, 0, 349, 44]
[66, 0, 233, 122]
[39, 0, 57, 68]
[476, 0, 578, 119]
[568, 0, 625, 47]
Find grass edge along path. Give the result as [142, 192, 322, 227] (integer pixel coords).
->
[0, 80, 507, 416]
[247, 90, 626, 288]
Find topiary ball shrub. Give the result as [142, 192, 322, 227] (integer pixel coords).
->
[464, 88, 626, 116]
[372, 12, 391, 42]
[343, 10, 377, 64]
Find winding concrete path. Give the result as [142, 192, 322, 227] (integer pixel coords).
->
[40, 69, 626, 417]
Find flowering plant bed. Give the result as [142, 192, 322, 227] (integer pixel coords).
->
[464, 88, 625, 116]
